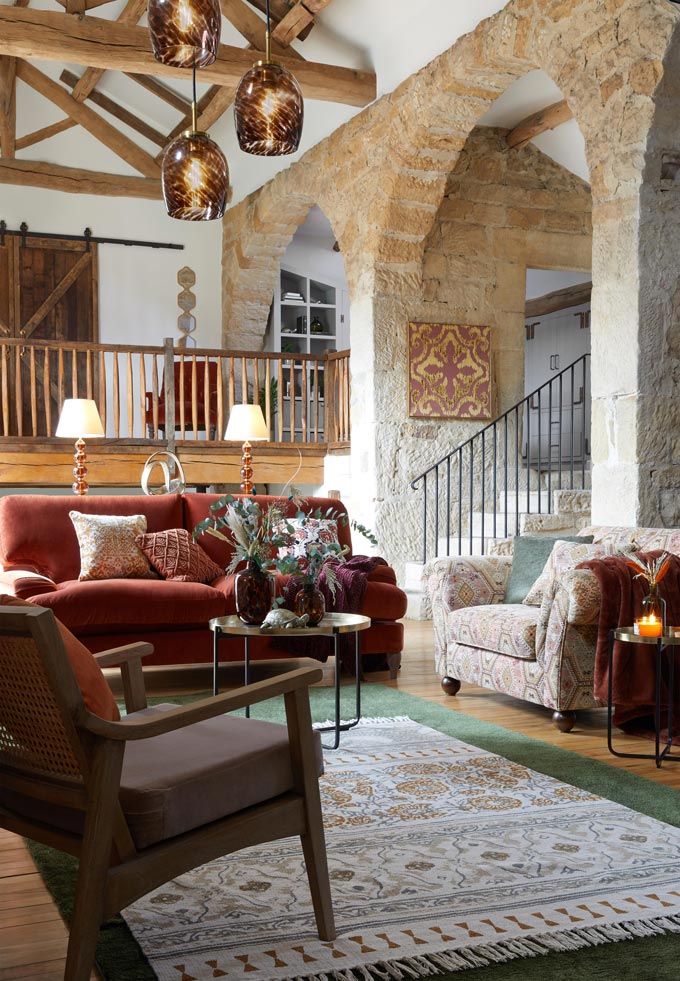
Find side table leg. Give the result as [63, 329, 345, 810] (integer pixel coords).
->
[244, 636, 251, 720]
[213, 629, 220, 697]
[330, 633, 340, 750]
[607, 629, 615, 756]
[655, 639, 662, 766]
[354, 630, 361, 724]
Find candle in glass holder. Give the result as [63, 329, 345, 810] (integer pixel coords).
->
[634, 615, 663, 637]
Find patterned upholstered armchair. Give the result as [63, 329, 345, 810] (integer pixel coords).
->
[424, 525, 680, 732]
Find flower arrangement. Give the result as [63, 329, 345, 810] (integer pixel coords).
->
[280, 505, 349, 601]
[193, 494, 299, 575]
[626, 551, 671, 589]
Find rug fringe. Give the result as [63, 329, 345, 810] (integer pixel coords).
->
[283, 914, 680, 980]
[313, 716, 413, 730]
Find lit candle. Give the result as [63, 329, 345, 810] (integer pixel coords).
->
[634, 615, 663, 637]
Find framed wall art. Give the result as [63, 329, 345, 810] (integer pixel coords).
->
[408, 321, 492, 420]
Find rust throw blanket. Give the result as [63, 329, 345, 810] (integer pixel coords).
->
[579, 552, 680, 737]
[275, 556, 388, 671]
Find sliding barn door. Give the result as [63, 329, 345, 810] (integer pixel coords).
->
[0, 235, 99, 435]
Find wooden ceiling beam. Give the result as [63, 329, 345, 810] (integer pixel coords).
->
[16, 61, 161, 177]
[271, 0, 334, 47]
[15, 117, 77, 150]
[0, 56, 17, 159]
[71, 0, 148, 103]
[506, 99, 573, 151]
[0, 8, 376, 107]
[125, 74, 192, 115]
[54, 0, 124, 9]
[219, 0, 304, 60]
[60, 69, 167, 148]
[0, 158, 161, 198]
[245, 0, 314, 41]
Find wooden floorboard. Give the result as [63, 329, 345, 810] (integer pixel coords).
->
[1, 617, 679, 978]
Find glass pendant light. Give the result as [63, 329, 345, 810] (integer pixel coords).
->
[234, 0, 304, 156]
[161, 63, 230, 221]
[148, 0, 221, 69]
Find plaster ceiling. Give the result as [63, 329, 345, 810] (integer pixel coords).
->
[6, 0, 591, 206]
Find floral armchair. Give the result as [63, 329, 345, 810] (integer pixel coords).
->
[424, 526, 680, 732]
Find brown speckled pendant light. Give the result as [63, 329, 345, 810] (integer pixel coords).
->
[161, 63, 230, 221]
[234, 0, 304, 156]
[148, 0, 221, 68]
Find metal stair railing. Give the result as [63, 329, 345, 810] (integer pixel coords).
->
[410, 353, 590, 563]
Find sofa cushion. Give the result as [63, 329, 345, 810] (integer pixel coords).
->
[0, 593, 120, 721]
[31, 579, 227, 634]
[70, 511, 154, 581]
[0, 494, 184, 584]
[448, 603, 539, 660]
[505, 535, 593, 605]
[277, 517, 339, 561]
[119, 704, 323, 849]
[136, 528, 224, 583]
[523, 539, 635, 606]
[585, 526, 680, 556]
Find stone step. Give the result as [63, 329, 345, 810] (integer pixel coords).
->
[470, 511, 521, 539]
[404, 561, 426, 591]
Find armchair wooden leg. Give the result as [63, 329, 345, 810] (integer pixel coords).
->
[65, 742, 124, 981]
[284, 687, 336, 942]
[386, 652, 401, 679]
[552, 710, 576, 733]
[441, 676, 461, 696]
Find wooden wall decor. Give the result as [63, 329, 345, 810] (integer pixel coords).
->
[408, 321, 492, 420]
[176, 266, 196, 348]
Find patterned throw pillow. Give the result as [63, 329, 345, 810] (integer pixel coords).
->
[136, 528, 223, 583]
[523, 539, 636, 606]
[277, 517, 339, 560]
[69, 511, 154, 582]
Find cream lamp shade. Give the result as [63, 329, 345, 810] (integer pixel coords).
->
[224, 404, 268, 442]
[55, 399, 105, 438]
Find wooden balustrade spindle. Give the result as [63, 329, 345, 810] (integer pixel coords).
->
[113, 352, 120, 438]
[71, 348, 78, 398]
[241, 357, 247, 403]
[264, 359, 271, 431]
[139, 354, 147, 438]
[254, 358, 260, 412]
[179, 354, 186, 438]
[228, 358, 235, 414]
[277, 358, 284, 442]
[313, 359, 319, 441]
[43, 347, 51, 436]
[191, 355, 198, 439]
[1, 347, 8, 437]
[289, 360, 295, 443]
[58, 348, 64, 411]
[152, 355, 159, 438]
[217, 356, 224, 438]
[127, 352, 134, 438]
[301, 357, 308, 443]
[86, 350, 93, 400]
[29, 347, 37, 436]
[98, 350, 107, 433]
[203, 358, 210, 438]
[14, 346, 22, 438]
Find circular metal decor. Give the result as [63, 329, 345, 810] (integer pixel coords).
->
[141, 451, 186, 496]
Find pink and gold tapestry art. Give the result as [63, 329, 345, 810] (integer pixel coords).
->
[408, 322, 492, 420]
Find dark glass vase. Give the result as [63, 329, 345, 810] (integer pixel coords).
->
[294, 583, 325, 626]
[641, 582, 666, 627]
[235, 560, 273, 625]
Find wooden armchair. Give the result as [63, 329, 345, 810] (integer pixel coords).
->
[0, 605, 335, 981]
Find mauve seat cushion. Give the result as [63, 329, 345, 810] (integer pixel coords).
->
[31, 579, 227, 633]
[120, 704, 323, 849]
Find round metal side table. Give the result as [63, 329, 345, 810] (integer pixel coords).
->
[209, 612, 371, 749]
[608, 627, 680, 768]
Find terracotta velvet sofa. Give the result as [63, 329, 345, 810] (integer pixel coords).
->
[0, 493, 406, 670]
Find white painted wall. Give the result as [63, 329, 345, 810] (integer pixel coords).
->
[0, 185, 222, 350]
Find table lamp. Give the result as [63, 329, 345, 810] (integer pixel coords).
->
[55, 398, 105, 496]
[225, 403, 268, 495]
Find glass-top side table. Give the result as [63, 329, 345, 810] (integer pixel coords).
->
[608, 627, 680, 768]
[209, 612, 371, 749]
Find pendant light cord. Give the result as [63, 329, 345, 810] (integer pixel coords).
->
[191, 56, 198, 132]
[265, 0, 271, 63]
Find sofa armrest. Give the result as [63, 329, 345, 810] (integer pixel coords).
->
[558, 569, 601, 626]
[0, 569, 58, 599]
[424, 555, 512, 668]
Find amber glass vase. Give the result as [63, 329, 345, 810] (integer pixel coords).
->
[235, 560, 273, 625]
[641, 582, 666, 627]
[294, 583, 325, 626]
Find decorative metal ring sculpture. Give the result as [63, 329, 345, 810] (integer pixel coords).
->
[141, 451, 187, 496]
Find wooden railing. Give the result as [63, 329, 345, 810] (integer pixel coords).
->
[0, 338, 351, 445]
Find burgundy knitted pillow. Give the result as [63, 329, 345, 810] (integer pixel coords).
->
[136, 529, 223, 583]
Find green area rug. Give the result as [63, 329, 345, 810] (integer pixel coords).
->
[27, 684, 680, 980]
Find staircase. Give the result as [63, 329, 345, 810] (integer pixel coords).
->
[406, 354, 591, 619]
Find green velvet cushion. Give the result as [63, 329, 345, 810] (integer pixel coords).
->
[504, 535, 594, 605]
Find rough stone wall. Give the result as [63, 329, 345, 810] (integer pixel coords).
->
[221, 0, 680, 578]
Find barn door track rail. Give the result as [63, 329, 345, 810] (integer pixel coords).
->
[0, 221, 184, 251]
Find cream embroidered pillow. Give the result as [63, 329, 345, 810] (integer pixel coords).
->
[69, 512, 154, 581]
[523, 540, 637, 607]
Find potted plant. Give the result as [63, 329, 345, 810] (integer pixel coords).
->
[194, 495, 299, 624]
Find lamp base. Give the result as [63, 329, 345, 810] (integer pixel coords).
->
[240, 439, 254, 495]
[72, 437, 90, 496]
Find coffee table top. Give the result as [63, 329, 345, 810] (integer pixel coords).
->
[210, 612, 371, 638]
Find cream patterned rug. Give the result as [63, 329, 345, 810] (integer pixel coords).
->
[123, 717, 680, 980]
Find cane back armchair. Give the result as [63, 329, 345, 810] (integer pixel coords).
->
[0, 605, 335, 981]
